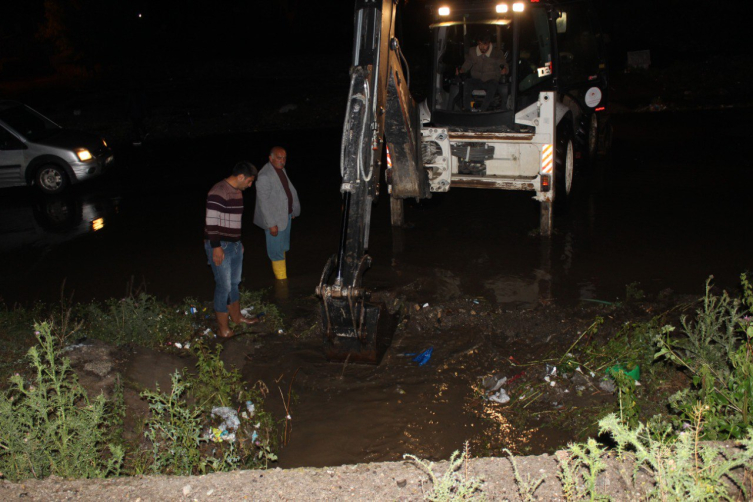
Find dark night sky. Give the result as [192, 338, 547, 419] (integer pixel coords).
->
[1, 1, 749, 77]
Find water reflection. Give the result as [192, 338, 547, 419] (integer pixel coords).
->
[0, 189, 119, 253]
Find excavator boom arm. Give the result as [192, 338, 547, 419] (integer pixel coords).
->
[315, 0, 428, 364]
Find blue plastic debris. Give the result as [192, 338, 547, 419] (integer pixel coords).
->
[413, 347, 433, 366]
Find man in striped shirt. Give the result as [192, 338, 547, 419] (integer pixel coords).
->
[204, 161, 259, 338]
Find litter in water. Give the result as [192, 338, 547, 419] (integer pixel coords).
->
[412, 347, 433, 366]
[489, 388, 510, 404]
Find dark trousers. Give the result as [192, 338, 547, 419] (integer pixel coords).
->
[463, 79, 509, 112]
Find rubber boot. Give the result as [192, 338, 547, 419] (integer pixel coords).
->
[228, 301, 259, 325]
[272, 259, 287, 280]
[273, 278, 289, 303]
[215, 311, 234, 338]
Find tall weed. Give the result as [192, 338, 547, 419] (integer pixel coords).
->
[655, 277, 753, 439]
[600, 408, 753, 501]
[404, 443, 485, 501]
[0, 323, 123, 481]
[141, 371, 204, 475]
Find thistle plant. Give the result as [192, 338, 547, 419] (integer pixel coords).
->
[404, 443, 485, 501]
[0, 323, 123, 481]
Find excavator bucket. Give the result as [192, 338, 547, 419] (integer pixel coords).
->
[321, 298, 391, 364]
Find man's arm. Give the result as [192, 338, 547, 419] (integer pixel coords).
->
[459, 50, 474, 74]
[206, 192, 226, 265]
[255, 174, 274, 230]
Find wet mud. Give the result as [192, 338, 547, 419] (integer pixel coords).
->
[2, 108, 753, 468]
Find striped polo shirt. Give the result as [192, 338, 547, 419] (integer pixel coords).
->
[204, 180, 243, 247]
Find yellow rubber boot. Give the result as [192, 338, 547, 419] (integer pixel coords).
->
[272, 259, 287, 280]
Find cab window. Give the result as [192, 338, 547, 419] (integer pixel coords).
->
[517, 8, 553, 93]
[556, 3, 599, 86]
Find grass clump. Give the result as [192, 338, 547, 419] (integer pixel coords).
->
[404, 443, 484, 501]
[0, 322, 123, 481]
[83, 292, 194, 347]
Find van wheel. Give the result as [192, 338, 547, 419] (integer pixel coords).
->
[36, 164, 68, 195]
[554, 122, 575, 212]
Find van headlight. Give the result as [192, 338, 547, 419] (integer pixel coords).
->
[76, 149, 92, 161]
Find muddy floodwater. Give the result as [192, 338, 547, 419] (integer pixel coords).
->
[1, 109, 752, 467]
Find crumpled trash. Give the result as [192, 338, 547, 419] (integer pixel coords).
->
[489, 388, 510, 404]
[599, 378, 616, 393]
[545, 364, 557, 377]
[412, 347, 433, 366]
[241, 307, 254, 317]
[209, 427, 236, 443]
[212, 406, 240, 432]
[482, 374, 507, 392]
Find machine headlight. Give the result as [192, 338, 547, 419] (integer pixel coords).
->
[102, 138, 108, 148]
[512, 2, 525, 12]
[438, 6, 450, 16]
[77, 149, 92, 161]
[496, 4, 509, 13]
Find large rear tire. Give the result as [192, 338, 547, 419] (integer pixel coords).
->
[35, 164, 69, 195]
[554, 121, 575, 212]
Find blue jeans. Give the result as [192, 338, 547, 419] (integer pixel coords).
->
[264, 214, 292, 261]
[204, 240, 243, 313]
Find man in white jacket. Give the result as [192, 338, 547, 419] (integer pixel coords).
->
[253, 146, 301, 280]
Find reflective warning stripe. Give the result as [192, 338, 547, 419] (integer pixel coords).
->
[386, 146, 392, 168]
[541, 144, 553, 174]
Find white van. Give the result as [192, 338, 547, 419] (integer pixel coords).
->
[0, 100, 113, 194]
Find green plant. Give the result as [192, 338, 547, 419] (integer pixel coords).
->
[557, 439, 608, 501]
[404, 443, 485, 501]
[612, 370, 640, 428]
[655, 277, 753, 439]
[185, 340, 246, 410]
[239, 288, 284, 332]
[141, 371, 204, 475]
[600, 408, 753, 501]
[504, 448, 544, 502]
[0, 322, 123, 481]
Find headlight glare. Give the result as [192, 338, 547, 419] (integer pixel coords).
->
[77, 149, 92, 161]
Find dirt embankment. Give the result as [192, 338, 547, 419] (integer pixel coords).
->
[0, 453, 660, 501]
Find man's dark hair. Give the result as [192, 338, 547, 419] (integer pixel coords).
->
[233, 161, 257, 178]
[478, 33, 491, 44]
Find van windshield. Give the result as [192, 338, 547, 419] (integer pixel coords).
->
[0, 105, 61, 142]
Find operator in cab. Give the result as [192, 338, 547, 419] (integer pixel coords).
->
[458, 33, 509, 112]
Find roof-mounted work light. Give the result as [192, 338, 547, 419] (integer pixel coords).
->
[512, 2, 525, 12]
[496, 4, 509, 13]
[438, 6, 451, 16]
